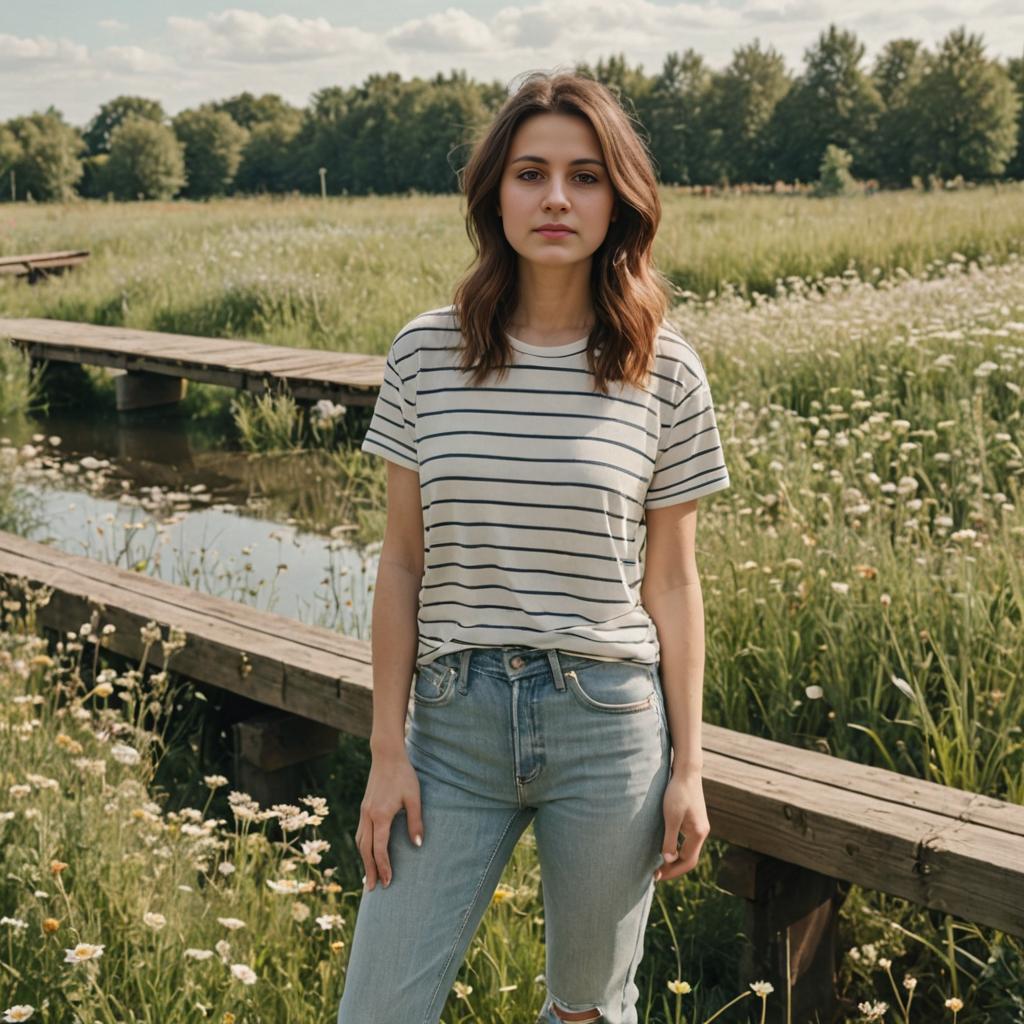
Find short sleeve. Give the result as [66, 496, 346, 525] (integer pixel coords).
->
[360, 334, 418, 471]
[645, 366, 730, 509]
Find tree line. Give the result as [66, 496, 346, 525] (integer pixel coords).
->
[1, 23, 1021, 202]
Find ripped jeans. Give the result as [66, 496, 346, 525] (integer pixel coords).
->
[336, 644, 672, 1024]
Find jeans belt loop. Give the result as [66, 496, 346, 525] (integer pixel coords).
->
[547, 649, 567, 691]
[457, 649, 471, 694]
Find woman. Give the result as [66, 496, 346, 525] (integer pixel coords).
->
[338, 69, 731, 1024]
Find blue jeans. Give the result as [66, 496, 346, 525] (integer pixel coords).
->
[336, 644, 672, 1024]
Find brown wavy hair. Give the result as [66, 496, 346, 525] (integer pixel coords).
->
[451, 69, 671, 394]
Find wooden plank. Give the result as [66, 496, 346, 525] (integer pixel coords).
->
[0, 251, 90, 276]
[703, 723, 1024, 838]
[0, 317, 386, 400]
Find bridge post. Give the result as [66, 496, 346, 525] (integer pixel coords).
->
[115, 370, 188, 412]
[232, 707, 340, 808]
[717, 845, 850, 1023]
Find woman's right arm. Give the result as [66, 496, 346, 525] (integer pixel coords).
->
[356, 460, 426, 890]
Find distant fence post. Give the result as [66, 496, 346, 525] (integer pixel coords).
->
[319, 167, 327, 200]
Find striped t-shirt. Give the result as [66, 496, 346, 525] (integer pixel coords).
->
[360, 304, 731, 668]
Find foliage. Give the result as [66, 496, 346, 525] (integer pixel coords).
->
[172, 106, 250, 199]
[104, 115, 186, 201]
[814, 144, 860, 197]
[83, 95, 167, 157]
[3, 108, 84, 201]
[906, 27, 1021, 181]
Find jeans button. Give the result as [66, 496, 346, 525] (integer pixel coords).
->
[510, 655, 525, 668]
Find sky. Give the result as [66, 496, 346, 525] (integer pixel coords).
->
[1, 1, 1020, 127]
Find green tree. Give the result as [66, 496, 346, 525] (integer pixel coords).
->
[105, 115, 186, 200]
[211, 92, 300, 131]
[766, 24, 884, 182]
[1000, 49, 1023, 180]
[813, 143, 859, 196]
[234, 110, 304, 193]
[5, 108, 84, 201]
[704, 39, 791, 184]
[870, 38, 928, 186]
[640, 50, 714, 185]
[907, 26, 1020, 180]
[172, 105, 249, 198]
[0, 127, 23, 200]
[83, 95, 166, 156]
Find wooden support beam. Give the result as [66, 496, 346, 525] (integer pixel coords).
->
[718, 846, 850, 1024]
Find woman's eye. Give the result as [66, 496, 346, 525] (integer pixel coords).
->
[517, 170, 598, 184]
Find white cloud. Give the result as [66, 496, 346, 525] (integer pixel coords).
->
[98, 18, 128, 31]
[98, 46, 175, 75]
[166, 9, 377, 63]
[387, 7, 495, 53]
[0, 32, 88, 64]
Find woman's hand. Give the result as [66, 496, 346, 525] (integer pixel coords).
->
[654, 770, 710, 882]
[356, 750, 424, 890]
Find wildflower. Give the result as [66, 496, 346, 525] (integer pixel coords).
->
[453, 981, 473, 999]
[110, 743, 141, 766]
[64, 942, 104, 963]
[805, 685, 824, 700]
[292, 902, 311, 923]
[185, 948, 215, 960]
[830, 582, 849, 595]
[667, 980, 692, 994]
[316, 913, 344, 931]
[143, 912, 167, 931]
[50, 860, 68, 875]
[331, 939, 345, 952]
[42, 918, 59, 934]
[951, 529, 977, 543]
[218, 862, 236, 877]
[1, 917, 27, 930]
[491, 884, 516, 905]
[204, 775, 229, 789]
[217, 917, 246, 931]
[857, 1001, 888, 1021]
[93, 681, 114, 698]
[878, 957, 891, 969]
[3, 1007, 35, 1022]
[903, 974, 917, 991]
[223, 1014, 236, 1024]
[750, 981, 773, 996]
[230, 963, 257, 985]
[7, 785, 30, 799]
[215, 939, 231, 963]
[945, 997, 964, 1011]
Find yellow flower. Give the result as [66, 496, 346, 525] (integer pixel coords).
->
[222, 1014, 236, 1024]
[42, 917, 60, 934]
[667, 979, 692, 994]
[491, 884, 516, 906]
[49, 860, 68, 876]
[330, 940, 345, 953]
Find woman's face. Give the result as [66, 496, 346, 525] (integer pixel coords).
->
[498, 111, 616, 270]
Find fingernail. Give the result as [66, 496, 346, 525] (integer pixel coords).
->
[414, 835, 422, 847]
[664, 851, 677, 862]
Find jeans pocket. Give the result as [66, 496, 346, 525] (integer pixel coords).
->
[563, 658, 656, 714]
[413, 659, 457, 707]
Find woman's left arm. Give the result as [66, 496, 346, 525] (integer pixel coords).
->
[640, 499, 712, 882]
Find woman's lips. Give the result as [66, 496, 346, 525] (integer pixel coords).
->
[536, 228, 574, 238]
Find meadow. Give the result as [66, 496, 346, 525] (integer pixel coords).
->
[0, 188, 1022, 1022]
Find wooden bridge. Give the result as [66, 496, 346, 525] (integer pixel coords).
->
[0, 528, 1021, 1022]
[0, 250, 90, 283]
[0, 317, 385, 411]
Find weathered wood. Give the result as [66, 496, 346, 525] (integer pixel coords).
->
[719, 847, 849, 1024]
[0, 529, 1022, 941]
[234, 707, 339, 771]
[0, 250, 90, 281]
[0, 317, 384, 406]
